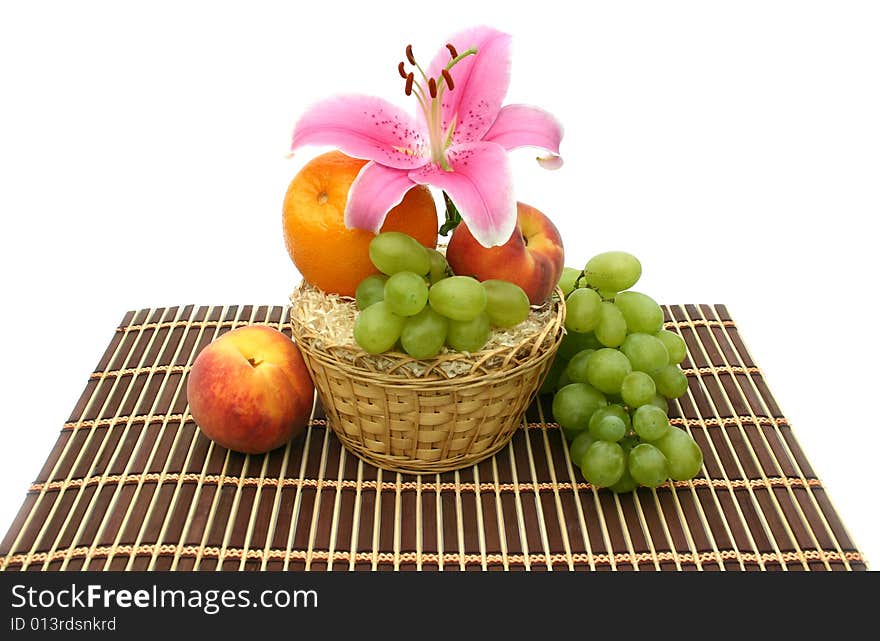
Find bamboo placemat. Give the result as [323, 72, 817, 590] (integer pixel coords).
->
[0, 304, 867, 571]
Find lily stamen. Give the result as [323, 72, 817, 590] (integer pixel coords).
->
[398, 43, 479, 169]
[441, 69, 455, 91]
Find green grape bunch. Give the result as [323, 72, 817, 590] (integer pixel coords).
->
[548, 251, 703, 492]
[352, 232, 532, 358]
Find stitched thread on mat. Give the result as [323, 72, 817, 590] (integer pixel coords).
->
[28, 474, 822, 494]
[60, 414, 788, 431]
[112, 317, 735, 334]
[85, 362, 763, 381]
[116, 319, 287, 333]
[2, 545, 863, 569]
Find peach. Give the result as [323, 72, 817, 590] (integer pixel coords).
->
[446, 201, 565, 305]
[186, 325, 314, 455]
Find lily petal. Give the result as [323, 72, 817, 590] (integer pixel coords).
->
[426, 26, 512, 145]
[409, 141, 515, 248]
[483, 104, 564, 164]
[537, 154, 564, 170]
[345, 162, 416, 233]
[291, 95, 428, 169]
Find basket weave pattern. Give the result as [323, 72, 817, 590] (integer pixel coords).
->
[289, 284, 565, 474]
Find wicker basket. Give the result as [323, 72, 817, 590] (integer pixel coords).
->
[288, 281, 566, 474]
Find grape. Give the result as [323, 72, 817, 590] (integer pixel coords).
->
[654, 427, 703, 481]
[594, 302, 627, 347]
[608, 436, 640, 493]
[427, 248, 451, 284]
[580, 441, 626, 487]
[482, 279, 530, 328]
[647, 394, 669, 413]
[620, 333, 669, 374]
[620, 371, 656, 407]
[540, 357, 568, 395]
[584, 251, 642, 292]
[369, 232, 431, 276]
[428, 276, 488, 321]
[614, 291, 664, 335]
[354, 301, 405, 354]
[563, 425, 586, 443]
[619, 434, 640, 452]
[609, 468, 639, 493]
[552, 383, 607, 432]
[565, 288, 602, 333]
[589, 404, 632, 434]
[565, 349, 595, 383]
[655, 329, 687, 365]
[569, 431, 597, 467]
[355, 274, 387, 310]
[446, 312, 490, 352]
[547, 253, 706, 492]
[384, 271, 429, 316]
[628, 443, 669, 488]
[589, 415, 627, 442]
[585, 348, 632, 395]
[400, 306, 448, 359]
[653, 364, 689, 399]
[558, 267, 582, 297]
[632, 405, 671, 442]
[557, 368, 571, 391]
[558, 331, 601, 360]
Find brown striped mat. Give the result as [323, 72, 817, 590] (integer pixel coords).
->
[0, 304, 867, 571]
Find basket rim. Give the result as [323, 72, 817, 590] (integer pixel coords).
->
[289, 280, 566, 383]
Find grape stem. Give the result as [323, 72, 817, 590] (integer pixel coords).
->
[572, 270, 615, 301]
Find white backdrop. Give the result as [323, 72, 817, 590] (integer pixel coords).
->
[1, 0, 878, 568]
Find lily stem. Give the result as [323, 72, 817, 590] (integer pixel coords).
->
[439, 191, 462, 236]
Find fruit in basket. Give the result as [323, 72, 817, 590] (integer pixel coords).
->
[352, 231, 536, 357]
[400, 307, 448, 359]
[369, 231, 432, 276]
[186, 326, 315, 455]
[447, 312, 491, 352]
[428, 276, 487, 322]
[353, 301, 406, 354]
[384, 271, 429, 316]
[482, 279, 530, 328]
[445, 201, 565, 305]
[546, 250, 705, 491]
[427, 248, 452, 284]
[355, 274, 387, 310]
[282, 151, 438, 298]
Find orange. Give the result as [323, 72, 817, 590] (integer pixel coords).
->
[282, 151, 438, 297]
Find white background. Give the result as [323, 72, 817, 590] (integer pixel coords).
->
[1, 1, 877, 568]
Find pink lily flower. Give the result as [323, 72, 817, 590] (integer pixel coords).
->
[290, 26, 563, 247]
